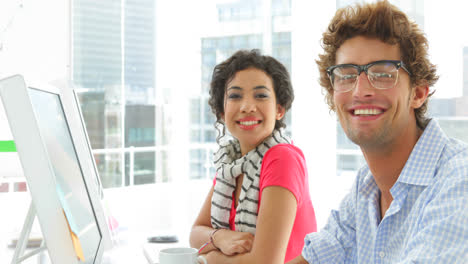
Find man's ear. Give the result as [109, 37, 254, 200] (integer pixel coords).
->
[411, 85, 429, 109]
[276, 104, 286, 120]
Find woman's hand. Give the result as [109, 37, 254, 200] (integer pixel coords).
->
[212, 229, 254, 256]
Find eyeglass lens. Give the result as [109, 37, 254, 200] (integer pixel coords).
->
[332, 62, 399, 92]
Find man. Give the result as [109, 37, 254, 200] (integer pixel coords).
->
[288, 1, 468, 263]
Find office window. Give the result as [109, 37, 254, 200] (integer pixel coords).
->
[73, 0, 467, 187]
[73, 0, 158, 188]
[71, 0, 295, 185]
[217, 0, 261, 22]
[336, 0, 424, 29]
[272, 0, 291, 17]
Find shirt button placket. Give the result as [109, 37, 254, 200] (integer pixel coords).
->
[374, 250, 385, 263]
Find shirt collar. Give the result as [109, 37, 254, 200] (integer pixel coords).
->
[359, 168, 378, 198]
[396, 119, 448, 186]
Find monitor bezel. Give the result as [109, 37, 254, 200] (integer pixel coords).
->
[0, 75, 112, 263]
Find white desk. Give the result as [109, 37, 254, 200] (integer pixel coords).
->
[2, 246, 48, 264]
[3, 229, 190, 264]
[102, 229, 190, 264]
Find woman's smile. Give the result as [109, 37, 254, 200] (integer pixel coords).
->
[236, 117, 262, 130]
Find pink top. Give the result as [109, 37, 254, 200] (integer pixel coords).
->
[213, 143, 317, 262]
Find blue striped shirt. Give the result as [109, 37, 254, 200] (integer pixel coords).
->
[302, 120, 468, 263]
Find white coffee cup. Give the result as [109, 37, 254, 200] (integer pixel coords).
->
[159, 247, 207, 264]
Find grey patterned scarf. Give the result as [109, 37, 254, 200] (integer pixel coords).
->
[210, 128, 291, 234]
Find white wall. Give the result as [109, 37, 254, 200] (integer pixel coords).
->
[0, 0, 70, 81]
[103, 181, 210, 237]
[0, 0, 70, 176]
[0, 100, 23, 180]
[425, 0, 468, 98]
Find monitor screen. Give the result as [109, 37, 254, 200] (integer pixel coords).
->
[28, 87, 102, 263]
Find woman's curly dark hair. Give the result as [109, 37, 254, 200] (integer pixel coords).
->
[317, 0, 439, 129]
[208, 49, 294, 131]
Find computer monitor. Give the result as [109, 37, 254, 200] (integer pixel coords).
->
[0, 75, 112, 263]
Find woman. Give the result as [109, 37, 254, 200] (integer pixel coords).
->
[190, 49, 316, 264]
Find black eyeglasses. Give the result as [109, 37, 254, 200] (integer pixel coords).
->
[326, 60, 412, 93]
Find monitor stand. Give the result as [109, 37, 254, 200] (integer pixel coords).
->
[11, 202, 47, 264]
